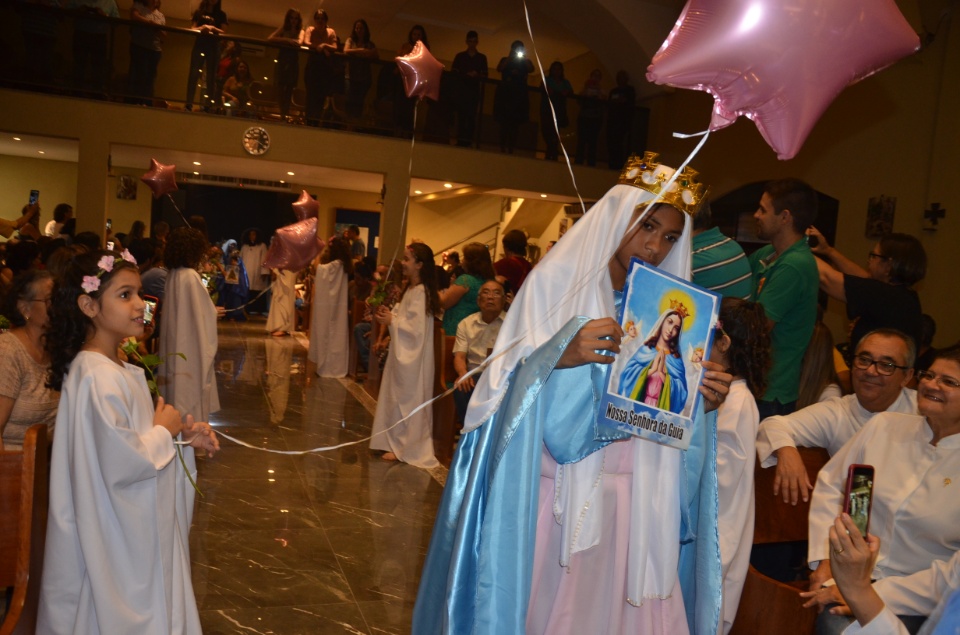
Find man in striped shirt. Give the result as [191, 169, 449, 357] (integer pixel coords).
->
[691, 201, 753, 299]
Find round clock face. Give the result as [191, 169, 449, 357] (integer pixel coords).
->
[242, 126, 270, 156]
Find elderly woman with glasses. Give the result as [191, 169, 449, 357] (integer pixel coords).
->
[0, 270, 59, 449]
[803, 344, 960, 634]
[806, 227, 926, 357]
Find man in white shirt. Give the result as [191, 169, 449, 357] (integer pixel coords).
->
[452, 279, 506, 423]
[756, 329, 917, 505]
[43, 203, 73, 237]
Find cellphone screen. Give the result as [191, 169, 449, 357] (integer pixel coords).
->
[106, 241, 115, 251]
[143, 296, 158, 325]
[29, 190, 39, 205]
[843, 464, 874, 537]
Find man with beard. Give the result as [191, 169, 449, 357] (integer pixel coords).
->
[749, 178, 820, 419]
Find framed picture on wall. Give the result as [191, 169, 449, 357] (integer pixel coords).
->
[865, 196, 895, 239]
[117, 175, 137, 200]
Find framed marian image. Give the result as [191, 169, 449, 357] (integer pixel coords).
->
[116, 174, 137, 200]
[599, 259, 720, 450]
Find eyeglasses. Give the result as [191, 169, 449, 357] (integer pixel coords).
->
[916, 370, 960, 389]
[29, 297, 52, 306]
[867, 252, 890, 261]
[852, 354, 909, 376]
[479, 290, 504, 297]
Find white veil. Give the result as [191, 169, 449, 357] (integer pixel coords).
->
[464, 183, 693, 432]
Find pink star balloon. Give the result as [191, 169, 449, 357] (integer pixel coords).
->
[646, 0, 920, 160]
[263, 218, 325, 271]
[291, 190, 319, 221]
[396, 40, 444, 102]
[140, 159, 178, 199]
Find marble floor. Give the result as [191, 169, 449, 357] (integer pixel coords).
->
[191, 319, 445, 634]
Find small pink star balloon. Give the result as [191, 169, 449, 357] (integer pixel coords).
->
[291, 190, 319, 221]
[140, 159, 178, 199]
[646, 0, 920, 160]
[396, 40, 444, 102]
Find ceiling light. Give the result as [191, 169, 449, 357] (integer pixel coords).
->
[12, 137, 21, 141]
[280, 180, 285, 184]
[193, 171, 199, 175]
[287, 171, 295, 176]
[540, 194, 547, 198]
[193, 161, 201, 166]
[37, 150, 45, 154]
[414, 190, 422, 195]
[443, 183, 453, 188]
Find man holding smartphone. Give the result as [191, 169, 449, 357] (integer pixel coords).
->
[1, 202, 41, 240]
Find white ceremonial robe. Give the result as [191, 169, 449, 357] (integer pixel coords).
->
[308, 260, 349, 377]
[716, 380, 759, 635]
[369, 285, 438, 468]
[756, 388, 917, 466]
[38, 352, 201, 635]
[159, 267, 220, 529]
[240, 242, 269, 291]
[809, 412, 960, 581]
[266, 269, 297, 333]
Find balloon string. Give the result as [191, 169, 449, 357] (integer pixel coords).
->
[163, 192, 191, 228]
[200, 380, 460, 455]
[522, 0, 586, 215]
[383, 99, 420, 270]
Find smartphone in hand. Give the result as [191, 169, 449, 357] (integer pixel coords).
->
[843, 464, 875, 537]
[143, 295, 158, 326]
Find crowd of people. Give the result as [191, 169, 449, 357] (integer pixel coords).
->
[1, 153, 958, 634]
[12, 2, 641, 166]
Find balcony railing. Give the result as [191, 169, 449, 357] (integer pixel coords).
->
[0, 1, 649, 167]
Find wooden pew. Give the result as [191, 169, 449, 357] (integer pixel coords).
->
[432, 329, 458, 467]
[0, 425, 50, 635]
[730, 447, 830, 635]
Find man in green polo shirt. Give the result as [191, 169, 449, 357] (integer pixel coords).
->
[749, 178, 820, 419]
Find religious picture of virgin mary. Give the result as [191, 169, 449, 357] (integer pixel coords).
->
[598, 259, 720, 445]
[617, 304, 688, 413]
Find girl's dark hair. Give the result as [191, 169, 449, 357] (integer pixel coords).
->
[324, 237, 354, 276]
[408, 24, 429, 49]
[461, 242, 495, 280]
[242, 228, 261, 246]
[45, 250, 139, 391]
[283, 8, 302, 31]
[165, 227, 208, 270]
[352, 18, 370, 44]
[3, 269, 53, 327]
[128, 220, 146, 239]
[718, 298, 771, 398]
[796, 321, 840, 409]
[406, 242, 441, 317]
[877, 232, 926, 286]
[932, 343, 960, 367]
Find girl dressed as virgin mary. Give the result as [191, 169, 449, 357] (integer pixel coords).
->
[619, 306, 688, 413]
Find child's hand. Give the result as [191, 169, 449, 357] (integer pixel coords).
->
[154, 396, 183, 438]
[182, 415, 220, 457]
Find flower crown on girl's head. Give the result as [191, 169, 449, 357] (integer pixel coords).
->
[81, 250, 138, 294]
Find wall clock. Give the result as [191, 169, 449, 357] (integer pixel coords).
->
[242, 126, 270, 156]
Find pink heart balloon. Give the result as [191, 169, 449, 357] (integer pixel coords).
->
[646, 0, 919, 160]
[263, 218, 325, 271]
[141, 159, 178, 199]
[291, 190, 319, 221]
[396, 41, 444, 102]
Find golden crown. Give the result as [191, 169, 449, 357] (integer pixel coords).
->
[669, 298, 690, 320]
[618, 152, 709, 216]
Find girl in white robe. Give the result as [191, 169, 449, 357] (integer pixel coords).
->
[369, 242, 441, 468]
[308, 237, 353, 376]
[158, 228, 221, 526]
[710, 298, 771, 634]
[39, 248, 218, 635]
[266, 268, 298, 335]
